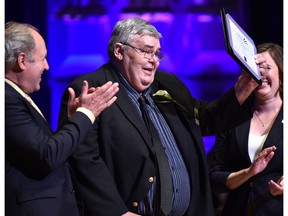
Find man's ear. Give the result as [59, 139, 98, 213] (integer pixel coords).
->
[11, 52, 26, 72]
[17, 52, 26, 70]
[114, 43, 123, 60]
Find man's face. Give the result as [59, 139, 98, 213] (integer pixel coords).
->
[22, 29, 49, 94]
[120, 35, 161, 92]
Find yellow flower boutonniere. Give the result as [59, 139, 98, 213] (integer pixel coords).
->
[194, 107, 200, 125]
[152, 90, 188, 113]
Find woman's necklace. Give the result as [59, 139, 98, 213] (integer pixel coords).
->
[254, 111, 275, 127]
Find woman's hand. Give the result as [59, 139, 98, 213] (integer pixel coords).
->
[269, 176, 283, 196]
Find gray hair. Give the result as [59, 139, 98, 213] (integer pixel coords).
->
[107, 17, 162, 59]
[5, 21, 39, 73]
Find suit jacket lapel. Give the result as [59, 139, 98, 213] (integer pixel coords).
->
[235, 121, 251, 164]
[6, 83, 51, 132]
[234, 107, 283, 164]
[263, 107, 283, 148]
[104, 67, 154, 151]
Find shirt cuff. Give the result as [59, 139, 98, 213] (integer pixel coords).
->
[76, 107, 95, 124]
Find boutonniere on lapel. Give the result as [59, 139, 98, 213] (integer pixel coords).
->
[152, 90, 188, 113]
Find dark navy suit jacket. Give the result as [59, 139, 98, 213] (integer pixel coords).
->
[58, 62, 253, 216]
[5, 82, 92, 216]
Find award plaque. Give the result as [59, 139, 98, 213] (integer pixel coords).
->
[221, 8, 262, 84]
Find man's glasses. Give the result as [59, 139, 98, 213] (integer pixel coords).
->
[122, 43, 164, 61]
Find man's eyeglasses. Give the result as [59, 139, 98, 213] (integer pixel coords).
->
[122, 43, 164, 61]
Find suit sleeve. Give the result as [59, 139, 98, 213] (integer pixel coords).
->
[5, 90, 93, 176]
[155, 71, 253, 136]
[197, 88, 254, 135]
[208, 132, 232, 193]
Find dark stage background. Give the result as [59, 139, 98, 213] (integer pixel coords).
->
[5, 0, 283, 153]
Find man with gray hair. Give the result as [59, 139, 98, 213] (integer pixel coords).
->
[59, 17, 266, 216]
[5, 21, 119, 216]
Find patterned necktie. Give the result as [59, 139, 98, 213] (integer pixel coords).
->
[138, 95, 173, 216]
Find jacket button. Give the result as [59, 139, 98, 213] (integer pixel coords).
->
[133, 202, 138, 207]
[148, 177, 154, 183]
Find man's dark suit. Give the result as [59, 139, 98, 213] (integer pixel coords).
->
[5, 82, 92, 216]
[209, 108, 283, 216]
[58, 62, 252, 216]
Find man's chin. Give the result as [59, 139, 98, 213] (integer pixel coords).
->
[35, 85, 41, 92]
